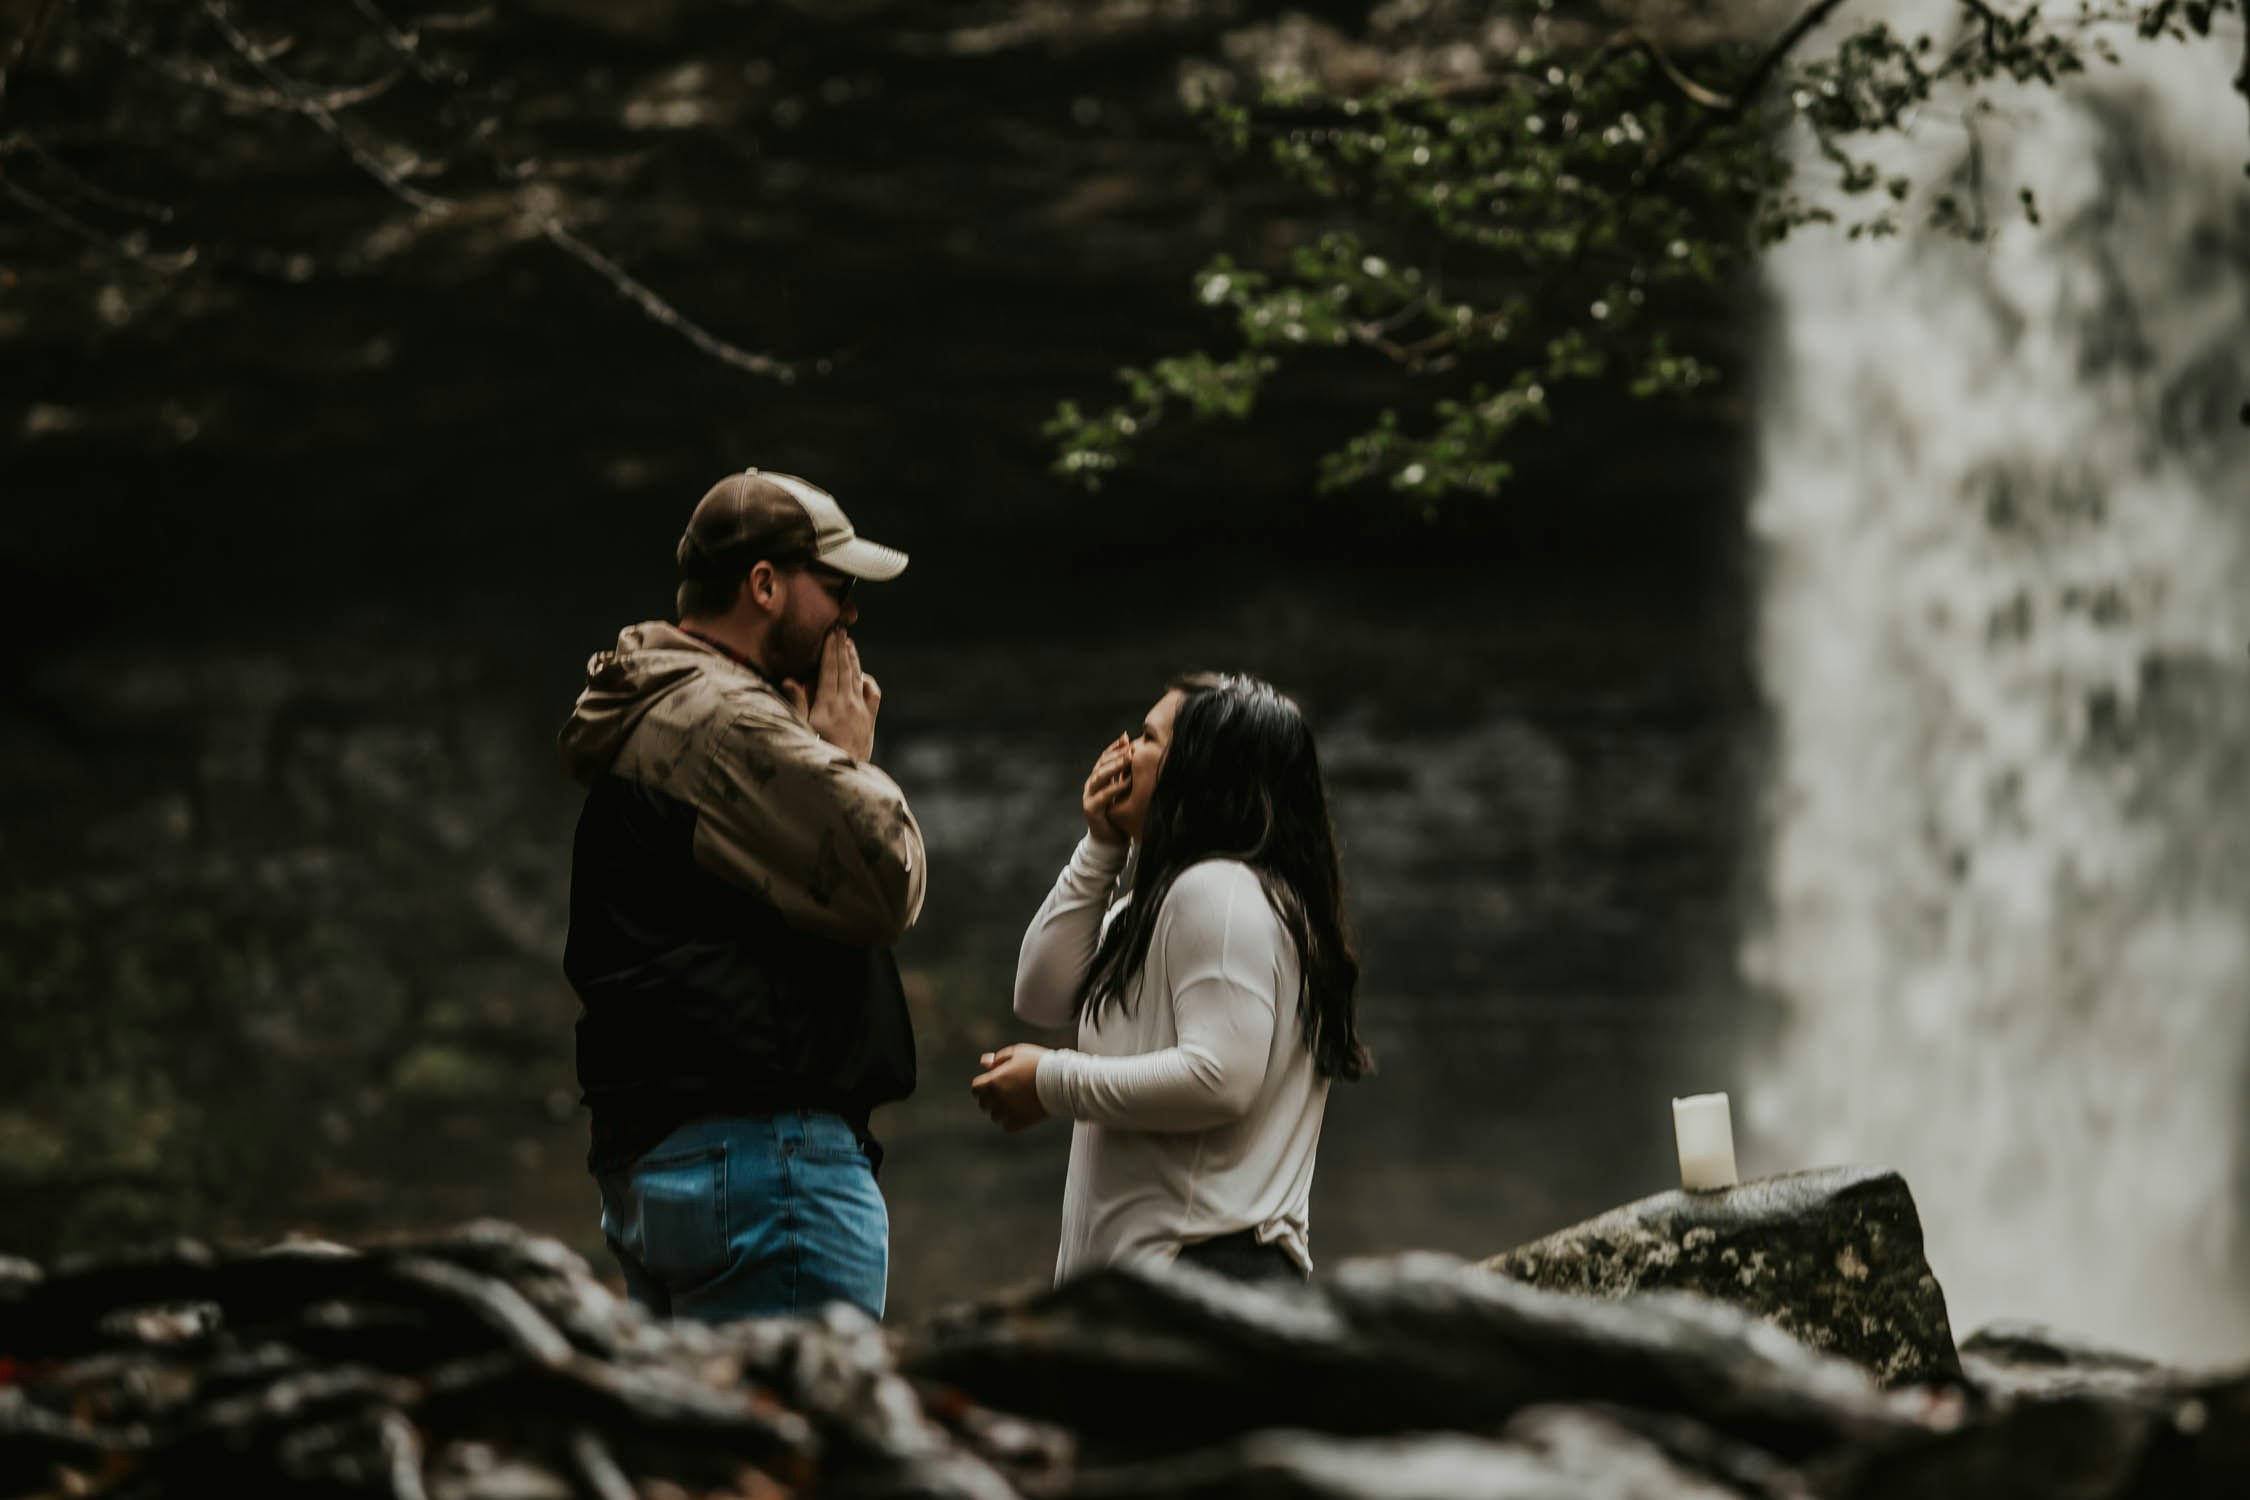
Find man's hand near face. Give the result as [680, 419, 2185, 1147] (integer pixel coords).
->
[784, 629, 880, 761]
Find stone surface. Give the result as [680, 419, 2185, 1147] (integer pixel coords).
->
[1958, 1321, 2164, 1399]
[1482, 1167, 1961, 1387]
[905, 1250, 2250, 1498]
[0, 1221, 1037, 1500]
[903, 1251, 1907, 1464]
[1814, 1365, 2250, 1500]
[1059, 1414, 1758, 1500]
[8, 1225, 2250, 1499]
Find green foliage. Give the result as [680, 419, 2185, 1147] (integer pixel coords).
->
[1049, 0, 2245, 500]
[1043, 349, 1277, 489]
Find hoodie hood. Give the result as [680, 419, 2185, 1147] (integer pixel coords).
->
[558, 621, 777, 785]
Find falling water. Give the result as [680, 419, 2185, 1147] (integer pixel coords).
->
[1745, 11, 2250, 1359]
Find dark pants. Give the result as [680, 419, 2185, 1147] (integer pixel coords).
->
[1175, 1229, 1308, 1286]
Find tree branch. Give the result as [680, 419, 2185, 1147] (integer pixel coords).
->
[0, 0, 66, 102]
[1580, 32, 1736, 111]
[41, 0, 834, 383]
[90, 19, 406, 114]
[531, 216, 799, 383]
[2, 131, 177, 221]
[1640, 0, 1861, 180]
[197, 0, 444, 213]
[1239, 32, 1735, 129]
[341, 0, 458, 87]
[204, 0, 799, 379]
[0, 174, 196, 270]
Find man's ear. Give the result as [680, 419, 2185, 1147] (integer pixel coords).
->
[743, 561, 780, 611]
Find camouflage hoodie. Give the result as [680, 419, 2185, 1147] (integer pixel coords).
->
[558, 621, 925, 947]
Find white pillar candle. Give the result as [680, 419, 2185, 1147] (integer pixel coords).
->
[1673, 1092, 1739, 1191]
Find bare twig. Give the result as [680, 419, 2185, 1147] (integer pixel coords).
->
[338, 0, 804, 380]
[1342, 293, 1432, 364]
[213, 0, 795, 378]
[340, 0, 454, 86]
[1346, 319, 1415, 364]
[55, 0, 803, 380]
[415, 6, 497, 34]
[0, 174, 196, 270]
[3, 130, 177, 221]
[1, 0, 67, 92]
[1230, 68, 1545, 134]
[533, 216, 798, 382]
[1579, 31, 1736, 110]
[1239, 42, 1728, 144]
[90, 19, 405, 113]
[196, 0, 445, 213]
[1640, 0, 1861, 181]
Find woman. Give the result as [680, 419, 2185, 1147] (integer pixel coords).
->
[970, 672, 1370, 1285]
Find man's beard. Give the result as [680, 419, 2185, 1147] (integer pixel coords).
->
[773, 617, 828, 686]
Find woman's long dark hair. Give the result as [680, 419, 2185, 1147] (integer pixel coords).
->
[1074, 673, 1372, 1082]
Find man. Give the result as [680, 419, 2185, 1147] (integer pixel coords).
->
[558, 467, 924, 1322]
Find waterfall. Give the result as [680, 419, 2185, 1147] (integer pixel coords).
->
[1744, 9, 2250, 1360]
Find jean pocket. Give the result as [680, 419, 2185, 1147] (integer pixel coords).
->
[622, 1144, 729, 1288]
[795, 1113, 871, 1164]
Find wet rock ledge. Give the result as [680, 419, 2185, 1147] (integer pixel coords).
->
[1481, 1165, 1962, 1387]
[2, 1209, 2244, 1499]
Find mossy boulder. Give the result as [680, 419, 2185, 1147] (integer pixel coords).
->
[1482, 1165, 1961, 1387]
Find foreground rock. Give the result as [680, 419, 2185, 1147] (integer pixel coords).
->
[1961, 1321, 2174, 1399]
[904, 1253, 2250, 1499]
[1055, 1411, 1763, 1500]
[1843, 1321, 2248, 1500]
[4, 1224, 2246, 1498]
[0, 1221, 1050, 1499]
[904, 1252, 1906, 1464]
[1482, 1167, 1961, 1386]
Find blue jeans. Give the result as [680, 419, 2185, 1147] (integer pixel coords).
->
[595, 1111, 888, 1322]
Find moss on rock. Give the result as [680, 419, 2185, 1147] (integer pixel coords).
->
[1482, 1165, 1962, 1386]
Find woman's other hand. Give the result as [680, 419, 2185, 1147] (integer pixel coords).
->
[1083, 734, 1132, 846]
[972, 1043, 1052, 1132]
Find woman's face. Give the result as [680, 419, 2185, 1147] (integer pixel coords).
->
[1112, 689, 1185, 842]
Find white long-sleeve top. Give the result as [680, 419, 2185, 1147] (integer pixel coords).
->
[1015, 835, 1330, 1281]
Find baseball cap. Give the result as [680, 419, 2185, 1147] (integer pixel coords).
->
[676, 468, 909, 583]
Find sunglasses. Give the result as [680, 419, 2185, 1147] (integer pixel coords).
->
[806, 568, 856, 609]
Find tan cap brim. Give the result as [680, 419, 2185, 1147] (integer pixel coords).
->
[818, 534, 908, 581]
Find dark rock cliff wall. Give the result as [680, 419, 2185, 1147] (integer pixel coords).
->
[3, 0, 1754, 636]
